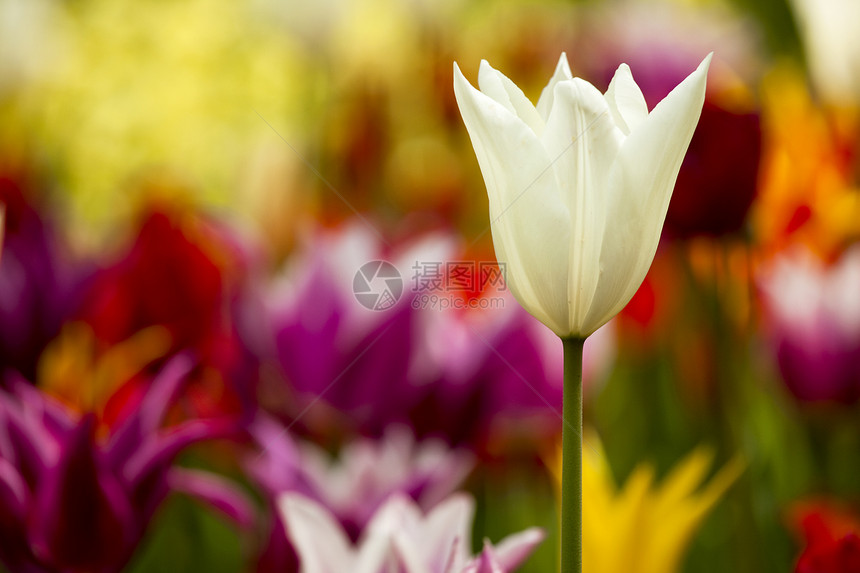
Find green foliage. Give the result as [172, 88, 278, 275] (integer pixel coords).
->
[125, 495, 245, 573]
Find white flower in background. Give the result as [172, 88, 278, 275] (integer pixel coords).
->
[280, 492, 544, 573]
[758, 246, 860, 402]
[453, 53, 709, 338]
[759, 246, 860, 345]
[789, 0, 860, 105]
[292, 425, 473, 527]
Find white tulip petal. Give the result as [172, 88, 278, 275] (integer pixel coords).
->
[474, 61, 517, 115]
[391, 540, 433, 573]
[360, 496, 422, 572]
[422, 494, 474, 570]
[372, 494, 472, 573]
[279, 493, 358, 573]
[585, 54, 711, 334]
[454, 62, 571, 334]
[604, 63, 649, 135]
[353, 530, 397, 573]
[540, 78, 624, 331]
[490, 527, 546, 570]
[536, 52, 573, 122]
[478, 60, 544, 136]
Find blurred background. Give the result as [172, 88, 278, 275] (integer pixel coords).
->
[1, 0, 859, 571]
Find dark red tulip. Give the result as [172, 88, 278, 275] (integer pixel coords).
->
[665, 101, 762, 238]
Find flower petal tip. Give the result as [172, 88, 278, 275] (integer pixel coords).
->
[556, 52, 573, 78]
[452, 62, 473, 96]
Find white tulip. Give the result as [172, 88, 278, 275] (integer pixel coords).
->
[789, 0, 860, 104]
[279, 492, 544, 573]
[453, 53, 710, 338]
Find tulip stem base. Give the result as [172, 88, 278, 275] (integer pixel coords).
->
[561, 336, 585, 573]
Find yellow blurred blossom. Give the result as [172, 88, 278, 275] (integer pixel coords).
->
[549, 433, 744, 573]
[38, 322, 171, 423]
[330, 0, 421, 86]
[752, 65, 860, 258]
[8, 0, 306, 245]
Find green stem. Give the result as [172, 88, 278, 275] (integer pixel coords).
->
[561, 337, 585, 573]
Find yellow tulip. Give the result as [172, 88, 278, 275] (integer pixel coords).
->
[549, 434, 744, 573]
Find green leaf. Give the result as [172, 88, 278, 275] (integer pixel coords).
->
[124, 494, 245, 573]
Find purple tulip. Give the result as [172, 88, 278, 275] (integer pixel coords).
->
[0, 357, 253, 572]
[0, 174, 85, 381]
[254, 223, 456, 436]
[250, 222, 615, 447]
[759, 247, 860, 404]
[410, 293, 615, 446]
